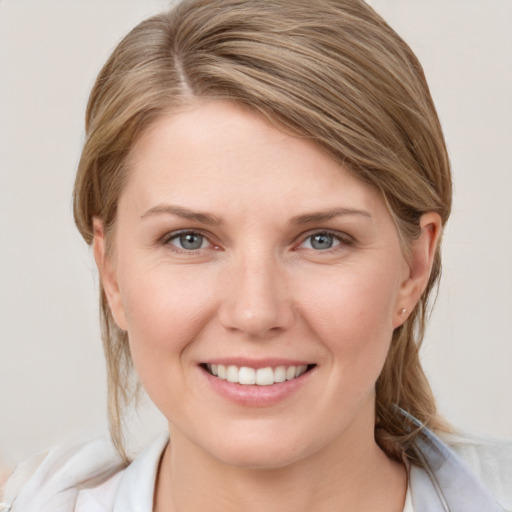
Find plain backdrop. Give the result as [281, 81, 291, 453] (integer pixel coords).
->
[1, 0, 511, 469]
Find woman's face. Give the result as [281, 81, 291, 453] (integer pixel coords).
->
[98, 100, 424, 469]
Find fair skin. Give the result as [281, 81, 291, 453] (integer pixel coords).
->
[94, 100, 441, 512]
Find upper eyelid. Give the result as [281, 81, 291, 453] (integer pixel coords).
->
[161, 230, 215, 254]
[158, 228, 353, 249]
[295, 229, 353, 245]
[161, 228, 211, 243]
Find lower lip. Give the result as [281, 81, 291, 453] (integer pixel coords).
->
[201, 367, 314, 407]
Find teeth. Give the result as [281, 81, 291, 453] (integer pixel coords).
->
[206, 364, 309, 386]
[256, 367, 274, 386]
[296, 365, 307, 377]
[286, 366, 296, 381]
[239, 367, 256, 385]
[226, 365, 239, 383]
[274, 366, 286, 383]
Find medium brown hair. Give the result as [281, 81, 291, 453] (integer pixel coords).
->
[74, 0, 452, 462]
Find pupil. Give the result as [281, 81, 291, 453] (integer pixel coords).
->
[311, 233, 333, 250]
[180, 233, 203, 250]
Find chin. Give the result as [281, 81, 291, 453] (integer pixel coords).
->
[215, 443, 307, 471]
[197, 422, 322, 471]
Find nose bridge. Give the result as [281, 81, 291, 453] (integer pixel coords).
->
[219, 242, 293, 337]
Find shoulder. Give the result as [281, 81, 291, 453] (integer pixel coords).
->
[442, 432, 512, 509]
[0, 437, 126, 512]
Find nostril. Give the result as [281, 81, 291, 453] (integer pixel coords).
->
[217, 261, 294, 337]
[218, 297, 295, 338]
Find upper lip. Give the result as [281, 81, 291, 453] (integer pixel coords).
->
[200, 358, 314, 369]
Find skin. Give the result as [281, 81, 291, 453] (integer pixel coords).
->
[94, 100, 441, 512]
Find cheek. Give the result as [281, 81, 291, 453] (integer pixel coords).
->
[116, 262, 217, 380]
[297, 262, 400, 366]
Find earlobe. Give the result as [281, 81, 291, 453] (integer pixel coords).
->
[92, 218, 128, 331]
[393, 212, 442, 328]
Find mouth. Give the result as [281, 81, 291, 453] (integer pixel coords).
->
[201, 363, 316, 386]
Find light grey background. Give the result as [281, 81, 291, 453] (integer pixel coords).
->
[1, 0, 511, 469]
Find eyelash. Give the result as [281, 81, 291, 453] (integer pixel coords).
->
[160, 229, 354, 254]
[161, 230, 215, 253]
[296, 230, 354, 253]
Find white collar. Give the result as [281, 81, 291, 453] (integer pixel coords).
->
[109, 427, 506, 512]
[112, 433, 168, 512]
[409, 427, 505, 511]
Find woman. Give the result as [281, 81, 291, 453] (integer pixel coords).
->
[2, 0, 511, 511]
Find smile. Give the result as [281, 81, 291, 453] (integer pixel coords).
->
[205, 363, 311, 386]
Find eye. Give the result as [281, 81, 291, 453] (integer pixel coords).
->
[299, 231, 347, 251]
[166, 231, 210, 251]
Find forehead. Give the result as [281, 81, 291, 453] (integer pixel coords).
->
[122, 100, 387, 221]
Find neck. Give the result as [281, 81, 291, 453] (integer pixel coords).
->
[154, 407, 406, 512]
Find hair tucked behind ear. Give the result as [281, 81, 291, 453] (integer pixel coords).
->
[74, 0, 452, 463]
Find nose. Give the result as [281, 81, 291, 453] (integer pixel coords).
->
[218, 250, 295, 339]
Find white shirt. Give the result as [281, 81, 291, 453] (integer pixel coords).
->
[2, 429, 511, 512]
[402, 485, 414, 512]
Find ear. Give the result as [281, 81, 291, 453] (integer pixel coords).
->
[393, 212, 442, 328]
[93, 218, 128, 331]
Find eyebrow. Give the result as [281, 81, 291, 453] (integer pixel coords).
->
[140, 204, 223, 225]
[290, 207, 372, 224]
[141, 204, 371, 226]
